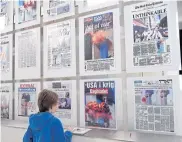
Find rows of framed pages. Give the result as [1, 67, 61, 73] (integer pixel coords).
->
[124, 1, 181, 72]
[127, 76, 181, 134]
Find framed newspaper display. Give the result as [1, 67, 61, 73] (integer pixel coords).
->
[43, 0, 75, 23]
[127, 76, 180, 134]
[79, 9, 122, 76]
[0, 34, 13, 81]
[124, 1, 181, 73]
[78, 0, 119, 13]
[43, 19, 76, 78]
[80, 78, 122, 130]
[0, 0, 13, 33]
[15, 28, 40, 80]
[0, 83, 13, 120]
[15, 82, 40, 121]
[14, 0, 40, 30]
[44, 80, 77, 126]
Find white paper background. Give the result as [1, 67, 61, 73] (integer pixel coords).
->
[124, 1, 181, 73]
[15, 28, 40, 80]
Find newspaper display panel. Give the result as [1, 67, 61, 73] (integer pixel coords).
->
[18, 83, 37, 117]
[132, 78, 176, 133]
[15, 0, 40, 29]
[0, 34, 12, 80]
[0, 84, 12, 119]
[44, 20, 76, 77]
[0, 0, 13, 33]
[15, 28, 40, 79]
[79, 9, 121, 75]
[43, 0, 74, 22]
[124, 1, 180, 72]
[44, 80, 77, 126]
[83, 80, 117, 129]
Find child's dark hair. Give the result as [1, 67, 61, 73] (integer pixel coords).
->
[38, 89, 58, 112]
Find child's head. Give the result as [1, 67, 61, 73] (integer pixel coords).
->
[38, 89, 58, 113]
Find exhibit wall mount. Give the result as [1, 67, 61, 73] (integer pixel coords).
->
[1, 0, 182, 138]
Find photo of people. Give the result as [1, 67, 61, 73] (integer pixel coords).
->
[84, 12, 114, 60]
[48, 0, 69, 16]
[58, 92, 71, 109]
[141, 89, 173, 106]
[133, 13, 168, 54]
[84, 81, 116, 129]
[18, 0, 37, 24]
[18, 87, 36, 116]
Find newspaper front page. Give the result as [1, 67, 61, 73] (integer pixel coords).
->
[47, 0, 71, 16]
[132, 1, 170, 67]
[0, 35, 10, 73]
[47, 21, 71, 69]
[17, 30, 37, 68]
[18, 83, 36, 117]
[0, 0, 13, 28]
[84, 12, 115, 72]
[0, 85, 10, 119]
[46, 81, 72, 120]
[84, 81, 116, 129]
[134, 79, 174, 133]
[18, 0, 37, 24]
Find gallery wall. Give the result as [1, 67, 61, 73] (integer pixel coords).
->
[1, 0, 182, 137]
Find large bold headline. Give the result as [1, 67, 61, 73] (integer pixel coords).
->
[84, 13, 113, 33]
[85, 81, 114, 95]
[133, 8, 166, 19]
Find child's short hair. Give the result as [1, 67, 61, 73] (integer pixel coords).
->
[38, 89, 58, 112]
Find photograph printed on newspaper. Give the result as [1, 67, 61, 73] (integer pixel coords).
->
[18, 83, 36, 117]
[84, 81, 116, 129]
[132, 1, 170, 66]
[84, 12, 115, 72]
[134, 79, 174, 133]
[47, 21, 71, 69]
[47, 0, 71, 16]
[46, 81, 72, 120]
[18, 0, 37, 24]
